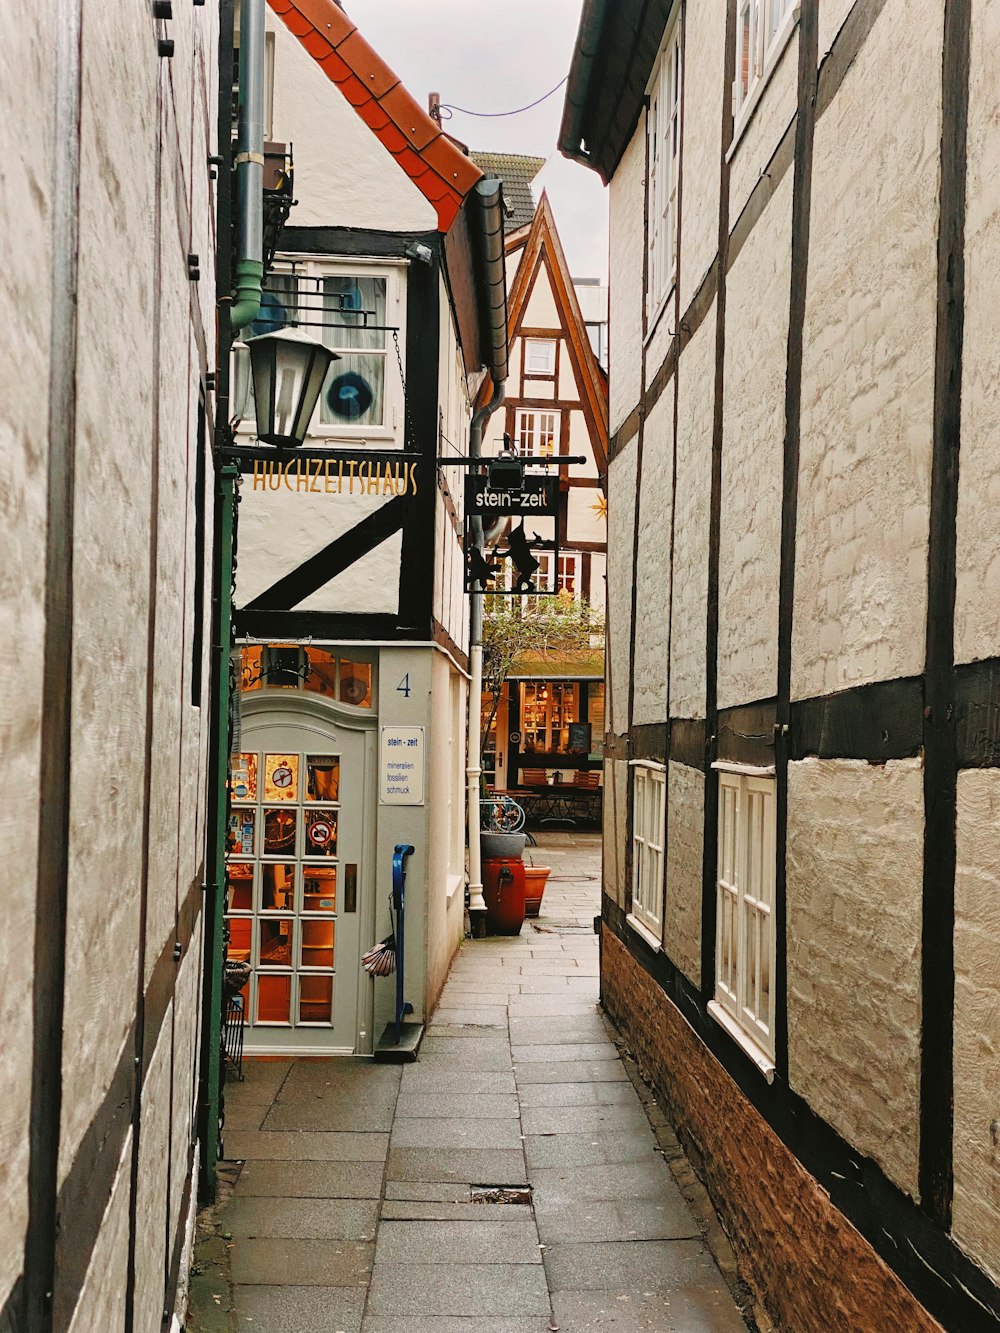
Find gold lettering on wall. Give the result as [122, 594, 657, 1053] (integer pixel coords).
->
[251, 458, 419, 497]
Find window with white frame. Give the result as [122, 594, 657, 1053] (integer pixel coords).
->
[514, 409, 559, 458]
[524, 338, 557, 375]
[734, 0, 796, 122]
[631, 763, 666, 938]
[713, 768, 776, 1066]
[646, 19, 682, 315]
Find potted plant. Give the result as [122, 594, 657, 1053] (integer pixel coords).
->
[523, 854, 551, 917]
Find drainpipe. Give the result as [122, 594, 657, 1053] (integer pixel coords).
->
[467, 382, 505, 926]
[467, 177, 508, 931]
[229, 0, 265, 331]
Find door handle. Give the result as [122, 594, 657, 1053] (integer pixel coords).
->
[344, 864, 357, 913]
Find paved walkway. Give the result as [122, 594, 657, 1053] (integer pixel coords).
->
[194, 834, 750, 1331]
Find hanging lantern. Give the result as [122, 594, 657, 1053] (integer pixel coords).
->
[246, 327, 339, 447]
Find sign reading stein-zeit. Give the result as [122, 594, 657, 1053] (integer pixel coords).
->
[465, 474, 559, 516]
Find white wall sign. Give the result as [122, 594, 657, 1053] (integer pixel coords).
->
[379, 726, 425, 806]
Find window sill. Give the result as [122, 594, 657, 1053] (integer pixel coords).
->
[726, 5, 800, 164]
[626, 911, 662, 951]
[708, 1000, 776, 1083]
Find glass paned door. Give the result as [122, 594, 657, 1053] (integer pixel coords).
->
[226, 722, 366, 1052]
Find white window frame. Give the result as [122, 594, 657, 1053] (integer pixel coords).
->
[629, 761, 666, 944]
[710, 763, 776, 1078]
[646, 16, 682, 322]
[524, 338, 557, 376]
[729, 0, 798, 154]
[514, 409, 559, 459]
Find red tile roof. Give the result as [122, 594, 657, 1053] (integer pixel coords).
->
[267, 0, 483, 231]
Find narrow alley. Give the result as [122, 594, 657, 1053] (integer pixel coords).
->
[192, 835, 751, 1332]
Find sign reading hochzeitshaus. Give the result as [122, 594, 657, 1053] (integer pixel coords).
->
[464, 474, 559, 516]
[379, 727, 425, 806]
[250, 457, 419, 496]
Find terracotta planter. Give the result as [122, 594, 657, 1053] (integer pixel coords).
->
[523, 865, 551, 918]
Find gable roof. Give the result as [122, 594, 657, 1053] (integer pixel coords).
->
[267, 0, 483, 230]
[472, 152, 545, 230]
[505, 193, 609, 476]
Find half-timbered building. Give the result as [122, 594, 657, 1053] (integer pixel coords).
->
[562, 0, 1000, 1328]
[222, 0, 507, 1056]
[482, 193, 609, 813]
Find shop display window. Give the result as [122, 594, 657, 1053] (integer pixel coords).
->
[240, 643, 375, 707]
[256, 974, 292, 1024]
[226, 917, 251, 963]
[263, 808, 297, 855]
[306, 755, 340, 802]
[303, 866, 336, 912]
[261, 863, 295, 912]
[258, 918, 293, 968]
[304, 809, 338, 857]
[520, 682, 581, 755]
[339, 659, 372, 708]
[227, 863, 253, 913]
[301, 919, 335, 969]
[303, 647, 338, 696]
[227, 809, 256, 857]
[231, 753, 258, 802]
[299, 976, 333, 1024]
[264, 753, 299, 802]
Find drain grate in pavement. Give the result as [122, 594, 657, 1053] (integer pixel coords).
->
[470, 1184, 533, 1206]
[530, 922, 594, 934]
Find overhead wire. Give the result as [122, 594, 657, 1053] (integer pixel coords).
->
[438, 76, 568, 120]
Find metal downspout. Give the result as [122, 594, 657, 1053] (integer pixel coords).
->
[467, 176, 509, 927]
[229, 0, 265, 331]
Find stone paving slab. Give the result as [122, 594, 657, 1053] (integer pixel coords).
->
[361, 1318, 552, 1333]
[386, 1146, 527, 1185]
[550, 1287, 750, 1332]
[534, 1197, 702, 1245]
[426, 1023, 511, 1039]
[524, 1130, 662, 1171]
[508, 1015, 609, 1042]
[513, 1058, 628, 1084]
[415, 1050, 514, 1073]
[520, 1103, 649, 1135]
[399, 1068, 515, 1094]
[393, 1093, 520, 1120]
[517, 978, 600, 994]
[430, 1006, 508, 1024]
[380, 1200, 536, 1223]
[231, 1237, 374, 1286]
[226, 1130, 390, 1162]
[517, 1080, 643, 1108]
[390, 1116, 523, 1149]
[224, 1197, 379, 1241]
[506, 999, 602, 1018]
[233, 1285, 366, 1333]
[512, 1042, 619, 1064]
[375, 1218, 542, 1264]
[383, 1181, 472, 1203]
[233, 1160, 385, 1200]
[365, 1263, 551, 1318]
[263, 1066, 400, 1133]
[530, 1160, 682, 1210]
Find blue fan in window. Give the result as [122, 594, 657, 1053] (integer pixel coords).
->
[249, 290, 288, 337]
[327, 370, 374, 421]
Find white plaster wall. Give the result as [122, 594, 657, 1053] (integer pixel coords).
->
[787, 758, 923, 1198]
[567, 487, 606, 546]
[954, 0, 1000, 668]
[170, 925, 202, 1232]
[952, 769, 1000, 1283]
[607, 442, 638, 733]
[67, 1130, 132, 1333]
[524, 268, 561, 329]
[268, 14, 435, 233]
[589, 552, 607, 615]
[60, 0, 159, 1183]
[664, 761, 704, 987]
[819, 0, 857, 65]
[424, 655, 466, 1011]
[568, 410, 600, 473]
[0, 0, 56, 1304]
[604, 759, 630, 909]
[792, 0, 941, 701]
[717, 176, 791, 710]
[133, 1010, 172, 1333]
[608, 128, 646, 434]
[679, 0, 726, 313]
[727, 32, 799, 230]
[632, 393, 673, 726]
[670, 306, 715, 719]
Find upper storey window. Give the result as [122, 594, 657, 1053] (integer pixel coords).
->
[733, 0, 797, 133]
[524, 338, 557, 376]
[646, 17, 682, 318]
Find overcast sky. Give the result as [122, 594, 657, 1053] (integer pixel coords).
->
[350, 0, 609, 280]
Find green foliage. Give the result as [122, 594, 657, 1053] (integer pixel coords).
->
[481, 593, 605, 749]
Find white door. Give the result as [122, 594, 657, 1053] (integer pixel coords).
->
[226, 697, 375, 1053]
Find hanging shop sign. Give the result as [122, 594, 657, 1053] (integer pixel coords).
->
[379, 726, 425, 806]
[464, 474, 558, 516]
[249, 457, 419, 497]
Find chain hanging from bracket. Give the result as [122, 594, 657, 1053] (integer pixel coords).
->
[392, 327, 419, 451]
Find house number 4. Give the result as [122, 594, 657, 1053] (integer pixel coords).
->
[396, 673, 411, 698]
